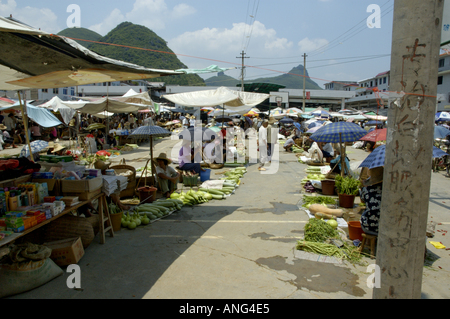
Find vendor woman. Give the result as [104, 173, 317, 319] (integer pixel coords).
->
[360, 166, 383, 236]
[154, 153, 179, 198]
[178, 139, 206, 175]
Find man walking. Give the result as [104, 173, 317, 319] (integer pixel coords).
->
[258, 119, 269, 171]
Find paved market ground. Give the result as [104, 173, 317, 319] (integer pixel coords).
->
[4, 138, 450, 299]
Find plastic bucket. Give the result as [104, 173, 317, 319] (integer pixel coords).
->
[321, 180, 335, 195]
[110, 211, 123, 232]
[338, 193, 355, 208]
[348, 221, 364, 241]
[138, 186, 157, 204]
[200, 169, 211, 182]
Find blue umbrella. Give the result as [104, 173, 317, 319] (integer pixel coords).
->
[311, 110, 330, 117]
[20, 140, 49, 157]
[310, 122, 368, 143]
[435, 112, 450, 122]
[434, 125, 450, 139]
[359, 145, 386, 169]
[279, 117, 294, 124]
[128, 125, 171, 138]
[433, 146, 448, 159]
[308, 121, 324, 129]
[366, 120, 383, 126]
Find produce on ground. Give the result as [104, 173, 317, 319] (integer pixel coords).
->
[301, 195, 337, 208]
[335, 175, 361, 195]
[308, 204, 344, 218]
[303, 218, 340, 243]
[296, 240, 362, 263]
[297, 218, 363, 264]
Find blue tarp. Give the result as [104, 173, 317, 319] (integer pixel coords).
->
[1, 102, 63, 128]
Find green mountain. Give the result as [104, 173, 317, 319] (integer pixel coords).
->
[58, 22, 205, 86]
[205, 65, 323, 90]
[57, 27, 102, 49]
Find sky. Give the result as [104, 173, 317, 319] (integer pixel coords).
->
[0, 0, 395, 88]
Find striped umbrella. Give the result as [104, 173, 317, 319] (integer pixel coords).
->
[310, 122, 368, 143]
[311, 122, 368, 177]
[129, 125, 172, 184]
[359, 145, 386, 169]
[129, 125, 171, 138]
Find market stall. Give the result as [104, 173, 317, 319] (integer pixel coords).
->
[0, 16, 186, 298]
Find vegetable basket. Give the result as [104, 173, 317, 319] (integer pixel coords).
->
[110, 164, 136, 198]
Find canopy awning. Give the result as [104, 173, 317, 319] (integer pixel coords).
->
[163, 87, 270, 108]
[0, 102, 63, 128]
[0, 16, 182, 91]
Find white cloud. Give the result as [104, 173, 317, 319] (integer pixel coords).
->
[169, 21, 293, 72]
[125, 0, 168, 31]
[171, 3, 196, 19]
[89, 8, 125, 35]
[298, 37, 329, 54]
[88, 0, 196, 35]
[0, 0, 59, 33]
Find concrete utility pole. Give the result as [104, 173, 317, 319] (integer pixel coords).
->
[237, 51, 250, 92]
[302, 53, 308, 112]
[373, 0, 444, 299]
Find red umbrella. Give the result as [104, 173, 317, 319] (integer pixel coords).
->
[360, 128, 387, 142]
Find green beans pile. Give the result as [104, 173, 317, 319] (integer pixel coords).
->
[304, 218, 339, 243]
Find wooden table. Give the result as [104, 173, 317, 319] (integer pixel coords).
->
[0, 192, 113, 247]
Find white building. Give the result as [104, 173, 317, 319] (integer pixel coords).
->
[324, 81, 358, 91]
[437, 53, 450, 111]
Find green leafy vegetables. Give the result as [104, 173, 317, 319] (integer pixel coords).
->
[335, 175, 361, 195]
[302, 195, 336, 208]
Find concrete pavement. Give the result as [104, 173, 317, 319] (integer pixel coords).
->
[3, 138, 450, 299]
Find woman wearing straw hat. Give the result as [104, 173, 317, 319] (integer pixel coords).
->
[154, 153, 179, 198]
[360, 166, 383, 236]
[0, 123, 18, 149]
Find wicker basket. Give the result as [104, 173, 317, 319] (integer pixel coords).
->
[209, 163, 224, 169]
[110, 165, 136, 198]
[41, 215, 96, 249]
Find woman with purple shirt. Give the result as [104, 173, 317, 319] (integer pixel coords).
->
[178, 140, 205, 174]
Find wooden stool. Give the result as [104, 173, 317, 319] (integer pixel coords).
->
[359, 233, 377, 259]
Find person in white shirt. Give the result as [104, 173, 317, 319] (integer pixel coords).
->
[319, 142, 334, 159]
[3, 113, 15, 134]
[189, 116, 196, 127]
[258, 120, 269, 171]
[182, 116, 189, 129]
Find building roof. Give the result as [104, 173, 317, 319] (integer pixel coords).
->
[238, 83, 286, 94]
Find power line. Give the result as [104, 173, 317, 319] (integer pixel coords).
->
[251, 54, 391, 68]
[307, 0, 393, 57]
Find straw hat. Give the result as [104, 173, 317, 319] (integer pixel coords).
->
[47, 141, 55, 149]
[268, 117, 276, 124]
[153, 153, 172, 165]
[51, 143, 66, 153]
[362, 166, 384, 187]
[0, 124, 7, 130]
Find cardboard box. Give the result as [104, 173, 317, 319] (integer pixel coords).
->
[44, 237, 85, 266]
[61, 177, 103, 194]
